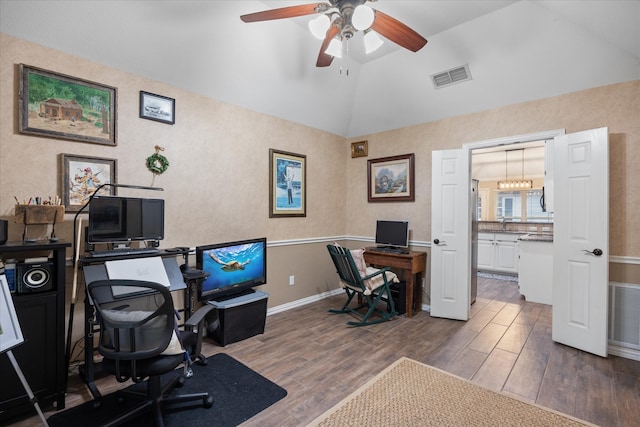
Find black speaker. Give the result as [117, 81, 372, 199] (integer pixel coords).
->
[16, 261, 55, 294]
[0, 219, 7, 245]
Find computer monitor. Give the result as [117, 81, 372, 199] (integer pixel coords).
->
[374, 220, 409, 249]
[87, 196, 164, 245]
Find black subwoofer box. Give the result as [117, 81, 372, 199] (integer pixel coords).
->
[16, 261, 55, 293]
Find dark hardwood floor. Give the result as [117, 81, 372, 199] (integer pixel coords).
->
[12, 276, 640, 426]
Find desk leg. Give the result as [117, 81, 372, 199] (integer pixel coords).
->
[405, 275, 415, 317]
[80, 297, 102, 401]
[405, 272, 423, 318]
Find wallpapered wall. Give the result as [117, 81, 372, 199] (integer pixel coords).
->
[346, 80, 640, 259]
[0, 34, 347, 248]
[1, 34, 639, 318]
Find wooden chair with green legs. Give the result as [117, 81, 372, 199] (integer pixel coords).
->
[326, 244, 397, 326]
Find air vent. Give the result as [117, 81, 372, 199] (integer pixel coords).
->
[431, 64, 472, 89]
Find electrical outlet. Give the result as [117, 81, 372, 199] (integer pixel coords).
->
[289, 275, 295, 286]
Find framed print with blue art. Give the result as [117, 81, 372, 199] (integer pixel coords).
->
[269, 149, 306, 217]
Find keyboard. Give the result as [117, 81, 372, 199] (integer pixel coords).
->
[89, 247, 160, 258]
[368, 247, 407, 254]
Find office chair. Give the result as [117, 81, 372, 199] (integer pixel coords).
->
[87, 279, 214, 427]
[326, 244, 397, 326]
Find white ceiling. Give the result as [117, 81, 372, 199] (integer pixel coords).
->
[1, 0, 638, 138]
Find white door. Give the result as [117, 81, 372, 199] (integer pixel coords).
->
[430, 149, 471, 320]
[552, 127, 609, 357]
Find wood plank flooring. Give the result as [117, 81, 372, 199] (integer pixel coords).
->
[11, 276, 640, 426]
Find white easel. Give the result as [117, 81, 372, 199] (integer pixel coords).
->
[0, 274, 49, 426]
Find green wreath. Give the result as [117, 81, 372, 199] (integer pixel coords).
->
[146, 152, 170, 175]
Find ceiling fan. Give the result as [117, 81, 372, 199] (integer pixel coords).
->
[240, 0, 427, 67]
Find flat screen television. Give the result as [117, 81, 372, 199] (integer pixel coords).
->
[87, 196, 165, 245]
[196, 237, 267, 302]
[375, 220, 409, 249]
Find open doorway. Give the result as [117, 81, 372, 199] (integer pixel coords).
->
[468, 136, 555, 282]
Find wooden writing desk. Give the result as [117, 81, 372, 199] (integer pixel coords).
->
[364, 249, 427, 318]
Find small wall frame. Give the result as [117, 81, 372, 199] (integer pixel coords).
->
[351, 140, 368, 158]
[139, 91, 175, 124]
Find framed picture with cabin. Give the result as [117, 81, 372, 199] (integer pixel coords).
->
[18, 64, 117, 146]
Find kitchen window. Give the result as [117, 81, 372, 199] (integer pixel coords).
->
[495, 189, 553, 223]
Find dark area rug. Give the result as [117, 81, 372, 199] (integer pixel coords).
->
[47, 353, 287, 427]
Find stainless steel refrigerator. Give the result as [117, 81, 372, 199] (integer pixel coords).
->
[470, 179, 478, 304]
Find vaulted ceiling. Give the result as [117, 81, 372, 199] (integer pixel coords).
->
[1, 0, 638, 138]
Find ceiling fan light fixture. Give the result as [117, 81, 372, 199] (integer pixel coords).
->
[325, 38, 343, 58]
[364, 29, 383, 54]
[309, 14, 330, 40]
[352, 5, 375, 31]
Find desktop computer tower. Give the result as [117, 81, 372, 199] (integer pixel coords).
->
[388, 281, 406, 315]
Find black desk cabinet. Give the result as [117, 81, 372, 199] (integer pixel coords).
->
[0, 241, 70, 424]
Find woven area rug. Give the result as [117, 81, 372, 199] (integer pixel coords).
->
[308, 357, 595, 427]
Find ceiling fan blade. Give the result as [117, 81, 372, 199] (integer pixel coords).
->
[240, 3, 326, 23]
[316, 25, 340, 67]
[370, 9, 427, 52]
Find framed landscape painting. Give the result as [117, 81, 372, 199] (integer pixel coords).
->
[269, 149, 306, 217]
[368, 153, 415, 202]
[18, 64, 117, 146]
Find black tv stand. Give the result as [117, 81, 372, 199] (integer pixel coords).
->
[205, 290, 267, 346]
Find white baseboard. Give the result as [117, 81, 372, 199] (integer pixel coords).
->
[267, 288, 343, 316]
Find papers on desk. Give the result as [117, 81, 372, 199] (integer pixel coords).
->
[105, 256, 171, 296]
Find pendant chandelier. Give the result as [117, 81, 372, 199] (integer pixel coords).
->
[497, 149, 532, 190]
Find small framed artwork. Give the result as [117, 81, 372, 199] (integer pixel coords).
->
[139, 91, 175, 124]
[368, 153, 415, 202]
[351, 140, 368, 158]
[61, 154, 117, 212]
[269, 149, 306, 217]
[18, 64, 117, 146]
[0, 274, 24, 353]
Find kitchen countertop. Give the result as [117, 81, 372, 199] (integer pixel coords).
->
[518, 233, 553, 242]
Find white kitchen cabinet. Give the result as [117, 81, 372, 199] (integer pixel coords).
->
[478, 233, 495, 270]
[518, 239, 553, 304]
[477, 232, 520, 274]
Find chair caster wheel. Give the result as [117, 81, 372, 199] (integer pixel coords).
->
[204, 395, 214, 408]
[176, 376, 186, 387]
